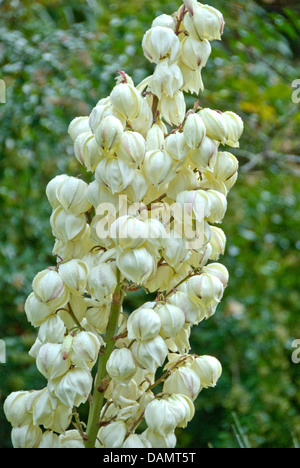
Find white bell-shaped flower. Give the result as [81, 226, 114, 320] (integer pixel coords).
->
[184, 4, 224, 41]
[95, 157, 135, 194]
[145, 398, 178, 435]
[95, 115, 124, 153]
[49, 367, 93, 408]
[68, 116, 90, 142]
[132, 335, 168, 373]
[11, 424, 42, 449]
[127, 307, 161, 341]
[142, 26, 180, 64]
[190, 355, 222, 388]
[98, 421, 127, 448]
[106, 348, 137, 384]
[116, 247, 156, 284]
[32, 269, 69, 311]
[163, 366, 201, 400]
[156, 304, 185, 339]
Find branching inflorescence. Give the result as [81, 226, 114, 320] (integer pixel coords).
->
[4, 0, 243, 449]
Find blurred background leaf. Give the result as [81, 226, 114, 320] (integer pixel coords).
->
[0, 0, 299, 448]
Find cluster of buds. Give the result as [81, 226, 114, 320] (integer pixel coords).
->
[4, 0, 243, 449]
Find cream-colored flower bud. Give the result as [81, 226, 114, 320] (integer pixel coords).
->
[38, 431, 60, 448]
[95, 115, 124, 153]
[184, 273, 224, 307]
[122, 433, 152, 448]
[115, 71, 135, 86]
[184, 4, 224, 41]
[159, 91, 186, 127]
[205, 190, 228, 224]
[168, 291, 199, 324]
[164, 132, 190, 165]
[25, 293, 53, 327]
[36, 343, 70, 380]
[11, 423, 42, 449]
[60, 334, 74, 361]
[180, 36, 211, 71]
[145, 399, 178, 435]
[58, 430, 85, 448]
[189, 136, 218, 170]
[182, 0, 197, 15]
[38, 315, 66, 344]
[49, 367, 93, 408]
[166, 394, 195, 428]
[98, 421, 127, 448]
[127, 308, 161, 341]
[56, 177, 91, 215]
[74, 132, 102, 172]
[149, 59, 183, 99]
[191, 355, 222, 388]
[223, 111, 244, 148]
[46, 175, 69, 209]
[142, 26, 180, 64]
[213, 151, 239, 181]
[106, 348, 137, 383]
[110, 83, 143, 121]
[88, 263, 117, 301]
[146, 123, 165, 151]
[183, 113, 206, 149]
[152, 14, 176, 30]
[32, 269, 69, 310]
[132, 335, 168, 373]
[143, 428, 176, 448]
[203, 262, 229, 287]
[156, 304, 185, 339]
[59, 259, 88, 295]
[117, 247, 156, 284]
[4, 391, 38, 427]
[209, 226, 227, 260]
[50, 207, 87, 243]
[95, 157, 135, 194]
[68, 116, 90, 142]
[115, 131, 146, 167]
[110, 215, 148, 250]
[163, 366, 201, 400]
[143, 149, 176, 189]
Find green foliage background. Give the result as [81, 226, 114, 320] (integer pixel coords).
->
[0, 0, 299, 448]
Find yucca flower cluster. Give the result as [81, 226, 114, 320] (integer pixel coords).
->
[4, 0, 243, 449]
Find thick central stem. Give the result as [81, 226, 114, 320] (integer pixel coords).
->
[84, 269, 124, 448]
